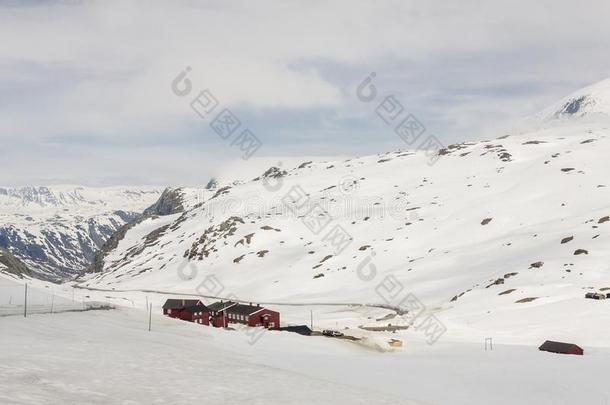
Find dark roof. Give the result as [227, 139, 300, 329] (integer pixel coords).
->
[280, 325, 312, 335]
[207, 301, 237, 312]
[182, 305, 210, 313]
[162, 299, 202, 309]
[226, 303, 265, 316]
[539, 340, 583, 354]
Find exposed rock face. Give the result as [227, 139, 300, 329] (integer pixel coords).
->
[143, 188, 186, 216]
[254, 166, 288, 181]
[0, 249, 31, 278]
[558, 96, 591, 116]
[205, 178, 218, 190]
[185, 216, 244, 260]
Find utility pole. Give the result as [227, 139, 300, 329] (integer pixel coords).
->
[24, 284, 28, 318]
[145, 296, 149, 310]
[51, 294, 54, 314]
[148, 303, 152, 332]
[310, 310, 313, 330]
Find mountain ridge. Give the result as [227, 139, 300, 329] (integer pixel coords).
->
[0, 186, 163, 281]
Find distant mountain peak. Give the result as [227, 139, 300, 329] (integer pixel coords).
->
[556, 95, 594, 117]
[537, 77, 610, 124]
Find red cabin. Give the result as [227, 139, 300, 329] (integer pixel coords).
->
[208, 301, 280, 330]
[244, 306, 280, 329]
[208, 301, 236, 328]
[180, 305, 210, 325]
[162, 299, 208, 325]
[539, 340, 584, 355]
[211, 312, 228, 328]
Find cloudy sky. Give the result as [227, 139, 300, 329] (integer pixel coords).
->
[1, 0, 609, 186]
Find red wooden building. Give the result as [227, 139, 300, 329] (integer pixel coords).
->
[162, 299, 209, 325]
[539, 340, 584, 355]
[163, 298, 280, 330]
[181, 305, 210, 325]
[207, 301, 235, 328]
[207, 301, 280, 329]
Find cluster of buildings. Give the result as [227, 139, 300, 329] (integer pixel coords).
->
[162, 298, 280, 329]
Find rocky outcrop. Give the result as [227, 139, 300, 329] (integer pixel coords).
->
[143, 188, 186, 216]
[0, 249, 31, 278]
[253, 166, 287, 181]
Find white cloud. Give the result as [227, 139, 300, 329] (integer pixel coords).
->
[0, 0, 609, 184]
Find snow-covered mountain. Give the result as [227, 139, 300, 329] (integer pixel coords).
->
[76, 79, 610, 343]
[0, 186, 163, 281]
[525, 78, 610, 129]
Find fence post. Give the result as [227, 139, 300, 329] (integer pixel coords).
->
[148, 303, 152, 332]
[24, 284, 28, 318]
[51, 294, 55, 314]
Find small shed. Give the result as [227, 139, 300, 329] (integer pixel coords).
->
[538, 340, 583, 355]
[280, 325, 312, 336]
[388, 339, 403, 348]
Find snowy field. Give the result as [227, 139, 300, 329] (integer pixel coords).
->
[1, 305, 608, 405]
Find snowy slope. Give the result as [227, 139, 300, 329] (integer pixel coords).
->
[0, 186, 163, 280]
[79, 81, 610, 345]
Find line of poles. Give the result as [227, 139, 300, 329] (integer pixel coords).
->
[24, 283, 27, 318]
[21, 284, 74, 317]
